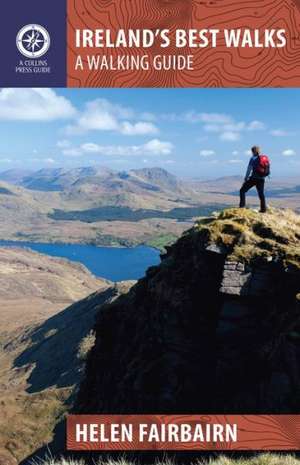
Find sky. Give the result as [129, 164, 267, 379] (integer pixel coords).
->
[0, 88, 299, 178]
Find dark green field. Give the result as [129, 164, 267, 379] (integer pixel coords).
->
[49, 205, 226, 223]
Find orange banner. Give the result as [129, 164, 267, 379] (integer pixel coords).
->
[67, 0, 300, 87]
[67, 415, 300, 451]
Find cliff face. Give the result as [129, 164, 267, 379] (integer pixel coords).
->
[76, 208, 300, 414]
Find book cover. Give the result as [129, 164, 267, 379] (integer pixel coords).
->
[0, 1, 299, 465]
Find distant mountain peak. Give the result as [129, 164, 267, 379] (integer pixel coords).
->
[130, 166, 176, 177]
[129, 166, 179, 191]
[0, 168, 34, 185]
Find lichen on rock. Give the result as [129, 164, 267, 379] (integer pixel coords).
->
[195, 207, 300, 270]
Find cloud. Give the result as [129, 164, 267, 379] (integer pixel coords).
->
[80, 143, 100, 154]
[199, 149, 215, 157]
[189, 112, 233, 124]
[62, 147, 84, 157]
[223, 122, 246, 132]
[161, 111, 233, 125]
[270, 129, 291, 137]
[66, 98, 159, 136]
[220, 131, 240, 141]
[63, 139, 173, 158]
[142, 139, 173, 155]
[228, 159, 243, 164]
[232, 150, 239, 156]
[203, 124, 220, 133]
[162, 111, 266, 144]
[0, 88, 76, 121]
[140, 112, 157, 122]
[119, 121, 158, 135]
[282, 149, 296, 157]
[247, 120, 266, 131]
[57, 139, 71, 149]
[44, 158, 56, 164]
[169, 111, 264, 131]
[66, 99, 121, 134]
[195, 114, 265, 142]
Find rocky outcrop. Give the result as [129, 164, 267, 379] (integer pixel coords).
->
[76, 208, 300, 414]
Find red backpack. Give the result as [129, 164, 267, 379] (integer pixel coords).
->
[254, 154, 270, 177]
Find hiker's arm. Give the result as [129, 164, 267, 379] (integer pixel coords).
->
[245, 159, 252, 180]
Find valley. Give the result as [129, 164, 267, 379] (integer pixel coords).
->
[0, 247, 110, 464]
[0, 167, 299, 251]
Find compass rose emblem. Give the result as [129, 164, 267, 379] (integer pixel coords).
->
[16, 24, 50, 58]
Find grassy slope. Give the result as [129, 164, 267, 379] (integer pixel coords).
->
[195, 207, 300, 270]
[33, 454, 300, 465]
[0, 248, 110, 464]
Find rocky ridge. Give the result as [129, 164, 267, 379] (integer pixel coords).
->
[75, 208, 300, 414]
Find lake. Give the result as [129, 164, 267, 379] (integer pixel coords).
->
[0, 240, 161, 282]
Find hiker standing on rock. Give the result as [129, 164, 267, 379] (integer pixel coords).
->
[239, 145, 270, 213]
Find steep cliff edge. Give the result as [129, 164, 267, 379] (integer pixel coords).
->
[76, 208, 300, 414]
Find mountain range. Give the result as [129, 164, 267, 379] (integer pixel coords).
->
[1, 165, 300, 201]
[0, 167, 299, 251]
[0, 166, 181, 196]
[0, 167, 225, 251]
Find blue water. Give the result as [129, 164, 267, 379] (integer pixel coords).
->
[0, 241, 161, 282]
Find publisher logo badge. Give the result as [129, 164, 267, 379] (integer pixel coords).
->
[16, 24, 50, 58]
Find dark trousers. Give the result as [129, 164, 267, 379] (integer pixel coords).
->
[239, 177, 266, 212]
